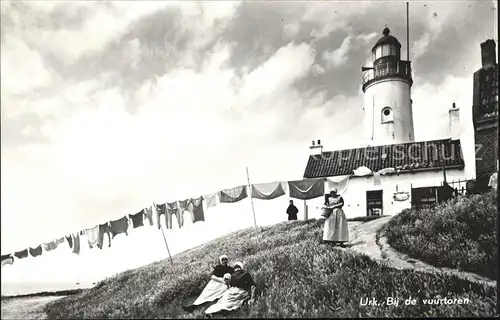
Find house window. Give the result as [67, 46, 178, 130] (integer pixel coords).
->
[411, 187, 438, 208]
[381, 107, 393, 123]
[366, 190, 383, 216]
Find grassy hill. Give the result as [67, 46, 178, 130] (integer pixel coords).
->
[45, 216, 496, 319]
[43, 218, 497, 318]
[385, 190, 498, 280]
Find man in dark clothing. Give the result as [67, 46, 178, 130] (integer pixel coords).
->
[286, 200, 299, 221]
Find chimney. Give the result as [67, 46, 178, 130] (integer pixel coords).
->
[481, 39, 497, 70]
[449, 102, 460, 140]
[309, 139, 323, 156]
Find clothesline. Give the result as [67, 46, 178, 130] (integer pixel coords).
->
[2, 165, 397, 267]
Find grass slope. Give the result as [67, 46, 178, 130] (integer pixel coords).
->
[385, 190, 498, 280]
[44, 219, 497, 318]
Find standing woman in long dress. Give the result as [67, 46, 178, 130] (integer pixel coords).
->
[321, 189, 349, 247]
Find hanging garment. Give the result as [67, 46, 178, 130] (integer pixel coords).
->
[219, 186, 248, 203]
[156, 203, 167, 229]
[98, 223, 112, 249]
[251, 182, 286, 200]
[86, 226, 100, 249]
[129, 211, 145, 229]
[144, 206, 154, 226]
[72, 233, 81, 255]
[65, 235, 73, 249]
[373, 172, 382, 186]
[1, 254, 14, 266]
[79, 230, 85, 236]
[378, 167, 396, 175]
[14, 249, 28, 259]
[191, 197, 205, 223]
[326, 176, 351, 195]
[109, 216, 129, 238]
[353, 166, 372, 177]
[165, 202, 180, 229]
[288, 179, 325, 200]
[178, 200, 192, 227]
[393, 192, 410, 202]
[29, 245, 42, 257]
[203, 194, 218, 208]
[42, 241, 57, 252]
[55, 237, 65, 246]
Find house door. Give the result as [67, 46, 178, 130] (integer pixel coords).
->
[367, 190, 383, 216]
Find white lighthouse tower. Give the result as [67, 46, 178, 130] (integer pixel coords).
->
[361, 27, 415, 145]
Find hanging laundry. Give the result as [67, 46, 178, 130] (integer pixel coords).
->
[14, 249, 28, 259]
[65, 235, 73, 249]
[167, 201, 181, 229]
[203, 194, 218, 208]
[86, 226, 100, 249]
[72, 233, 81, 255]
[98, 223, 112, 249]
[353, 166, 372, 177]
[109, 216, 129, 238]
[378, 167, 396, 175]
[42, 241, 57, 252]
[393, 192, 410, 202]
[219, 186, 248, 203]
[178, 200, 192, 228]
[1, 254, 14, 266]
[191, 197, 205, 223]
[79, 230, 85, 236]
[288, 179, 325, 200]
[129, 210, 144, 229]
[251, 182, 286, 200]
[144, 206, 154, 226]
[373, 172, 382, 186]
[55, 237, 65, 246]
[156, 203, 166, 229]
[29, 245, 42, 257]
[326, 176, 350, 194]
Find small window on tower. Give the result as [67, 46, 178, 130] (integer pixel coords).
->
[381, 107, 393, 123]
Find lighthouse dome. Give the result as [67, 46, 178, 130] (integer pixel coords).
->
[372, 27, 401, 52]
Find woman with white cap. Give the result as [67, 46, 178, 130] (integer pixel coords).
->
[205, 261, 256, 316]
[187, 254, 235, 310]
[321, 188, 349, 247]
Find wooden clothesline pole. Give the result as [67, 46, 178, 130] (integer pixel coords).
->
[246, 167, 259, 233]
[154, 202, 174, 267]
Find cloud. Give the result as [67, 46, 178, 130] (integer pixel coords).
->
[0, 34, 53, 98]
[322, 33, 377, 68]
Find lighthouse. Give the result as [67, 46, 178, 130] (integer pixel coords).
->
[361, 27, 415, 145]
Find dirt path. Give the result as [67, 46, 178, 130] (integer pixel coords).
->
[1, 296, 65, 320]
[346, 217, 496, 288]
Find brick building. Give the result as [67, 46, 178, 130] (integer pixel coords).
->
[473, 39, 499, 190]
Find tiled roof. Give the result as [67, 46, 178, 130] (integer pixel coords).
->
[303, 139, 465, 179]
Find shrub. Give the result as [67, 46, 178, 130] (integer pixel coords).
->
[385, 190, 498, 280]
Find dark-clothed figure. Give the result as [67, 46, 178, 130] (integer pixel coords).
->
[286, 200, 299, 221]
[205, 262, 256, 316]
[187, 255, 235, 310]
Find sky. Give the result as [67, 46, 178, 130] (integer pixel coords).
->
[0, 0, 498, 286]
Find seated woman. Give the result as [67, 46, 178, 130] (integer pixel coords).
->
[188, 254, 235, 309]
[205, 261, 256, 316]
